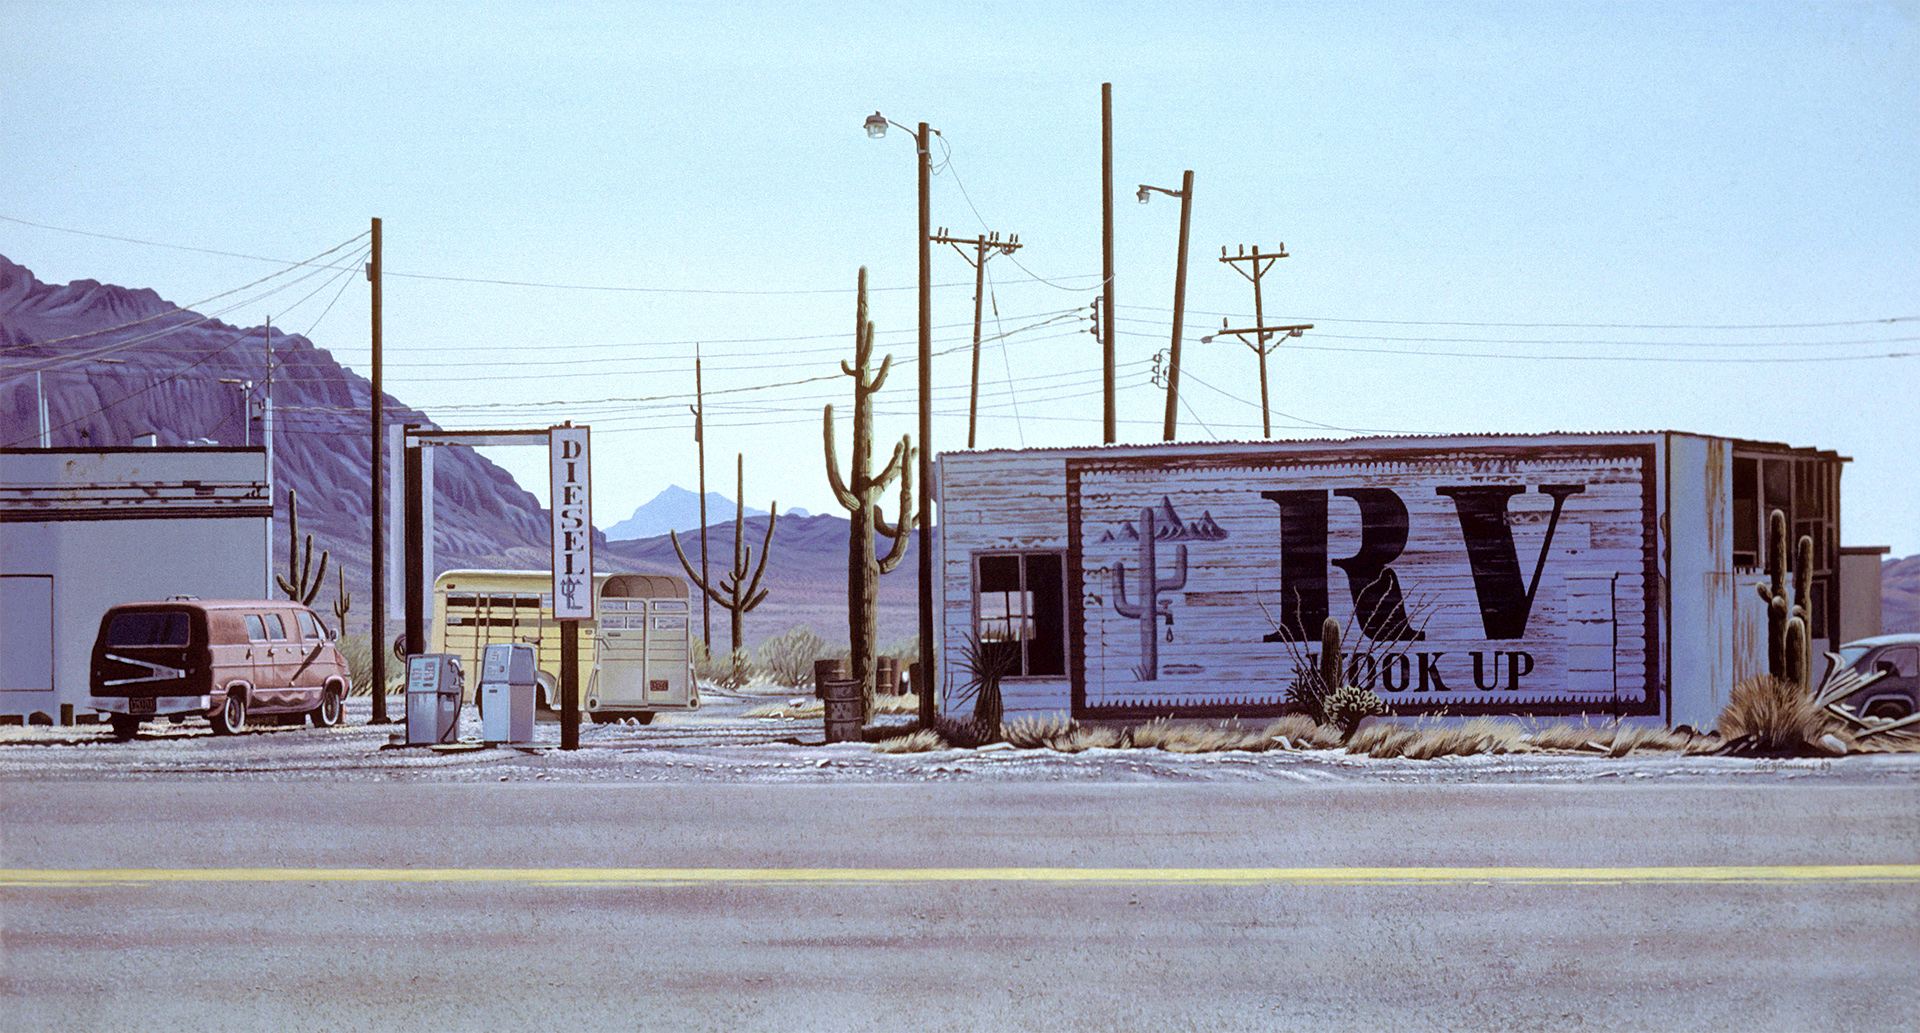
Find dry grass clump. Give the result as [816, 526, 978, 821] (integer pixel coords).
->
[874, 730, 947, 753]
[1131, 719, 1274, 753]
[1400, 719, 1529, 759]
[1344, 721, 1529, 759]
[1261, 715, 1341, 750]
[999, 715, 1126, 752]
[873, 693, 920, 715]
[1346, 723, 1420, 758]
[1523, 722, 1698, 756]
[1003, 715, 1076, 748]
[1717, 674, 1839, 753]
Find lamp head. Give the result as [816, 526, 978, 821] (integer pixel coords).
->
[1136, 185, 1151, 203]
[864, 112, 888, 138]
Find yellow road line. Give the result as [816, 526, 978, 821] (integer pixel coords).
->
[3, 865, 1918, 887]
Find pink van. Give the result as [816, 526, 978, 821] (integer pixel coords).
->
[89, 599, 352, 740]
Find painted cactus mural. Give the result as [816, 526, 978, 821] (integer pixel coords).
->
[1111, 504, 1189, 680]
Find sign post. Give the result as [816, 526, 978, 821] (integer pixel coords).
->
[550, 424, 593, 750]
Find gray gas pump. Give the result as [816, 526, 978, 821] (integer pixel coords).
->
[405, 654, 465, 746]
[479, 643, 536, 746]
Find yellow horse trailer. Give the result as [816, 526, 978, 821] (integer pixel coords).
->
[431, 570, 698, 723]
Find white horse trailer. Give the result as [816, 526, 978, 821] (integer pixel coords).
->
[432, 570, 696, 724]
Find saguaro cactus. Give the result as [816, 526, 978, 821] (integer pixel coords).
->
[275, 488, 328, 607]
[331, 566, 352, 630]
[825, 267, 915, 716]
[1111, 505, 1188, 680]
[1319, 616, 1343, 693]
[1755, 508, 1816, 688]
[672, 454, 776, 681]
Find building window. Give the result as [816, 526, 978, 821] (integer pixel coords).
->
[973, 552, 1066, 678]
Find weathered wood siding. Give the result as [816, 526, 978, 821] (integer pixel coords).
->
[1066, 445, 1659, 718]
[941, 440, 1664, 720]
[938, 452, 1074, 715]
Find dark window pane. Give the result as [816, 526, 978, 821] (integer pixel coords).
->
[1732, 457, 1758, 564]
[106, 612, 190, 648]
[978, 555, 1021, 593]
[1026, 554, 1066, 676]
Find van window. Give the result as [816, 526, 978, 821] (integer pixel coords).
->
[296, 610, 323, 641]
[106, 612, 190, 648]
[245, 614, 268, 641]
[1876, 646, 1918, 678]
[263, 614, 288, 641]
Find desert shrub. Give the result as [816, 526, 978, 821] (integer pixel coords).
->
[879, 637, 920, 667]
[335, 634, 375, 696]
[1325, 684, 1389, 741]
[872, 692, 919, 715]
[1285, 662, 1331, 726]
[755, 626, 830, 688]
[874, 730, 947, 753]
[693, 638, 758, 687]
[1717, 674, 1836, 752]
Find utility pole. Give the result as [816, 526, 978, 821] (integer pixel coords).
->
[1101, 83, 1116, 444]
[368, 217, 389, 724]
[263, 315, 274, 598]
[916, 120, 935, 732]
[690, 345, 712, 652]
[1214, 244, 1309, 438]
[930, 228, 1021, 448]
[1139, 172, 1194, 441]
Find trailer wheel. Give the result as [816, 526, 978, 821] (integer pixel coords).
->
[108, 714, 140, 741]
[211, 690, 248, 735]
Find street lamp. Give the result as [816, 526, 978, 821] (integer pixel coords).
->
[1138, 171, 1195, 441]
[864, 109, 938, 731]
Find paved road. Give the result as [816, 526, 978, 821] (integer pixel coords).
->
[4, 781, 1916, 1032]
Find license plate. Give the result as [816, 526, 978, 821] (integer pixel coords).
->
[130, 697, 155, 715]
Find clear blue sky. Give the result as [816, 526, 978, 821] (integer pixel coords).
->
[4, 1, 1916, 553]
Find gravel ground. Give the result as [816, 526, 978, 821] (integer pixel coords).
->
[5, 687, 1919, 786]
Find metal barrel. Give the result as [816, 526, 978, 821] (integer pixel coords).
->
[821, 678, 862, 743]
[814, 657, 848, 700]
[875, 656, 900, 698]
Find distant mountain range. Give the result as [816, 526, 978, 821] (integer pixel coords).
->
[0, 254, 907, 650]
[603, 484, 810, 540]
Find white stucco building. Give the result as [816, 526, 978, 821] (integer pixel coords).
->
[1, 446, 269, 724]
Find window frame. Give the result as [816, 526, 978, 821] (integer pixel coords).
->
[970, 549, 1067, 680]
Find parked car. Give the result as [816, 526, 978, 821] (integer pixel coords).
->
[1830, 634, 1920, 719]
[89, 598, 351, 740]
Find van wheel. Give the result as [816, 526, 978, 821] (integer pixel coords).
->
[109, 714, 141, 741]
[211, 691, 248, 735]
[310, 688, 343, 728]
